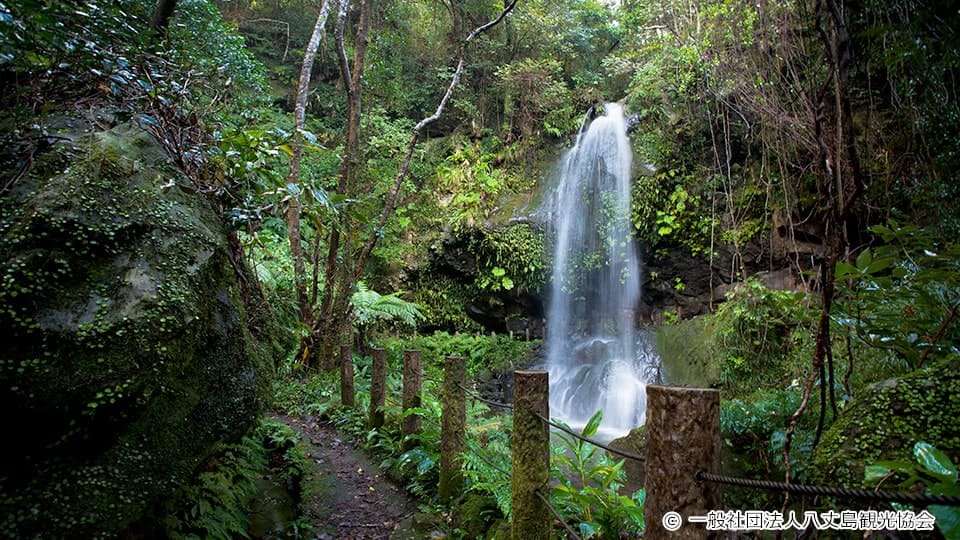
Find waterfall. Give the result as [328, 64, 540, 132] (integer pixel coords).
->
[543, 103, 659, 441]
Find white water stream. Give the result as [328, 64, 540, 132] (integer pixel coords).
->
[543, 103, 659, 441]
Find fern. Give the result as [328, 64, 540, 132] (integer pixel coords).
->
[351, 281, 424, 327]
[461, 432, 513, 519]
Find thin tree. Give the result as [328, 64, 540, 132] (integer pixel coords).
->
[781, 0, 863, 494]
[302, 0, 521, 366]
[149, 0, 179, 37]
[286, 0, 335, 350]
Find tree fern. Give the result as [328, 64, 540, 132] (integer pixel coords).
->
[351, 281, 424, 328]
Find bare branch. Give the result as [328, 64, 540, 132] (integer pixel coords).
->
[353, 0, 520, 278]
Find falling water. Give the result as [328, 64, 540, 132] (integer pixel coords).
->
[544, 103, 658, 441]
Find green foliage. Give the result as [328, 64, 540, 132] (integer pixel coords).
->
[632, 169, 716, 254]
[0, 0, 150, 97]
[410, 274, 485, 333]
[713, 279, 814, 395]
[810, 355, 960, 489]
[461, 412, 513, 519]
[550, 411, 645, 538]
[834, 221, 960, 372]
[351, 282, 424, 329]
[163, 0, 269, 116]
[471, 224, 546, 294]
[272, 367, 339, 419]
[161, 417, 310, 539]
[163, 439, 266, 539]
[380, 331, 539, 377]
[720, 389, 815, 489]
[497, 58, 578, 139]
[436, 136, 527, 228]
[865, 442, 960, 539]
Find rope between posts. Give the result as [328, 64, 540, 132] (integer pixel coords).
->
[697, 471, 960, 506]
[534, 412, 645, 463]
[457, 434, 511, 478]
[535, 489, 583, 540]
[457, 383, 514, 410]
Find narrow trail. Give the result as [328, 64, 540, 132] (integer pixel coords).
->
[276, 414, 418, 540]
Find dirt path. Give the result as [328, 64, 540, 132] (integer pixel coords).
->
[277, 414, 418, 540]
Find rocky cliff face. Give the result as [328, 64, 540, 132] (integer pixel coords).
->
[0, 119, 273, 537]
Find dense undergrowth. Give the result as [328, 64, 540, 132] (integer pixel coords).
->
[660, 221, 960, 531]
[268, 331, 647, 539]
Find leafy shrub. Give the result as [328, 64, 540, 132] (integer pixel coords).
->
[159, 417, 310, 539]
[713, 278, 814, 395]
[0, 0, 149, 99]
[550, 411, 645, 539]
[834, 221, 960, 375]
[865, 441, 960, 539]
[461, 409, 514, 519]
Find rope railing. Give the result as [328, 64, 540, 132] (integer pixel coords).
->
[534, 412, 645, 463]
[456, 434, 511, 478]
[345, 354, 960, 536]
[457, 382, 514, 410]
[697, 471, 960, 506]
[535, 489, 584, 540]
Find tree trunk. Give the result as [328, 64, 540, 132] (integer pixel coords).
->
[287, 1, 334, 364]
[149, 0, 179, 37]
[308, 0, 519, 365]
[782, 0, 863, 489]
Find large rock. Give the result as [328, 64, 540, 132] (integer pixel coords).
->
[809, 356, 960, 489]
[0, 120, 273, 536]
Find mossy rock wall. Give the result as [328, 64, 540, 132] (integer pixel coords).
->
[808, 356, 960, 489]
[0, 120, 273, 537]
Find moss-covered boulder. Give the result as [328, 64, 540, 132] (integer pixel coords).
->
[0, 120, 273, 537]
[808, 356, 960, 489]
[608, 425, 645, 493]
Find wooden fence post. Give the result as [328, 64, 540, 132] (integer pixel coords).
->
[368, 347, 387, 430]
[401, 349, 422, 449]
[511, 370, 549, 540]
[340, 343, 355, 407]
[644, 385, 722, 539]
[439, 355, 466, 501]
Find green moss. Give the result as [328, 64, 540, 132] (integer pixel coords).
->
[0, 120, 273, 537]
[654, 315, 722, 387]
[809, 356, 960, 488]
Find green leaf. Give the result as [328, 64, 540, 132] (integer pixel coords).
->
[582, 410, 603, 438]
[865, 459, 914, 483]
[856, 247, 872, 270]
[501, 277, 514, 290]
[930, 502, 960, 539]
[864, 464, 894, 483]
[835, 261, 857, 280]
[416, 456, 436, 475]
[914, 442, 958, 482]
[865, 257, 893, 274]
